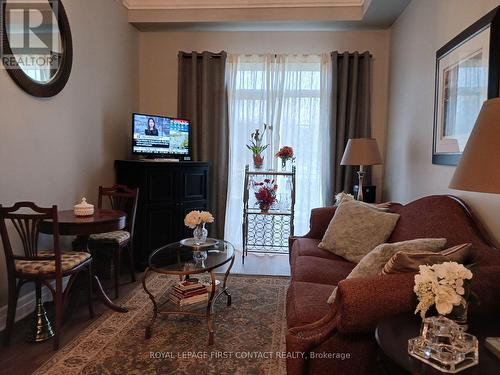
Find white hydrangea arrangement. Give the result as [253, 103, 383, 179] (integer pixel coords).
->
[414, 262, 473, 319]
[184, 210, 215, 229]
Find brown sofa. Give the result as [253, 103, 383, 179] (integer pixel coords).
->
[286, 195, 500, 375]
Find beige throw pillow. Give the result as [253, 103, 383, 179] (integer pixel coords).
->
[327, 238, 447, 304]
[381, 243, 472, 275]
[319, 200, 400, 263]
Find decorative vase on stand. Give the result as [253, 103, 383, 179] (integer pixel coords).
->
[259, 202, 270, 213]
[281, 158, 287, 171]
[253, 154, 264, 169]
[193, 223, 208, 245]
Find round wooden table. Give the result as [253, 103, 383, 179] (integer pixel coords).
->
[39, 208, 128, 313]
[375, 313, 500, 374]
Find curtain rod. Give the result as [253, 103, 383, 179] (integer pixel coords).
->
[178, 51, 372, 58]
[331, 51, 373, 58]
[231, 53, 372, 58]
[178, 51, 226, 58]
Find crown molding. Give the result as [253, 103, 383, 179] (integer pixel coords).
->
[122, 0, 365, 10]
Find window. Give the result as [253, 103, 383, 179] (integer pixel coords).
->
[225, 54, 331, 249]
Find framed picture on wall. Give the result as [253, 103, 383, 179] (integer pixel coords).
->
[433, 6, 500, 166]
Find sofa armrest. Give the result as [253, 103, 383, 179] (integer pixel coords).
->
[470, 266, 500, 316]
[288, 236, 302, 250]
[334, 265, 500, 334]
[287, 304, 339, 354]
[335, 273, 416, 333]
[302, 206, 337, 239]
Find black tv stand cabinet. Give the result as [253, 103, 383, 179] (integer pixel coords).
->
[115, 160, 210, 269]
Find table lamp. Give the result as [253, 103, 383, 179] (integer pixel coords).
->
[449, 97, 500, 354]
[449, 98, 500, 194]
[340, 138, 382, 201]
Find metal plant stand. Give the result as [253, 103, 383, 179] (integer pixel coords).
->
[242, 165, 296, 263]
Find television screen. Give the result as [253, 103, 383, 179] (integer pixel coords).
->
[132, 113, 190, 157]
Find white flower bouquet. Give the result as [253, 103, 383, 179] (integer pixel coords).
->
[414, 262, 473, 319]
[184, 210, 215, 229]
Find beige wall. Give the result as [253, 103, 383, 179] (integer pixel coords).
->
[0, 0, 139, 317]
[385, 0, 500, 245]
[139, 30, 391, 200]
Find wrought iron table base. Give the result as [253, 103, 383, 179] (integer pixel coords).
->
[142, 255, 235, 345]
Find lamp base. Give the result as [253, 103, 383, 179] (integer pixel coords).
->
[356, 167, 366, 201]
[353, 185, 376, 203]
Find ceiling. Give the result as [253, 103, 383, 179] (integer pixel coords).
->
[123, 1, 367, 10]
[123, 0, 411, 31]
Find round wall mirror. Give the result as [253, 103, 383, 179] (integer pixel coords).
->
[1, 0, 72, 97]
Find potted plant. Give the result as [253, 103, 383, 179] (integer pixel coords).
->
[247, 124, 269, 169]
[275, 146, 295, 170]
[254, 179, 278, 213]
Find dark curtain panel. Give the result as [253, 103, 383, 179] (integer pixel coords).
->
[178, 51, 228, 238]
[330, 51, 373, 195]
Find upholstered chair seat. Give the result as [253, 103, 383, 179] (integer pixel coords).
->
[89, 230, 130, 246]
[15, 250, 91, 275]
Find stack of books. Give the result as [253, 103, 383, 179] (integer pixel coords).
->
[169, 280, 208, 310]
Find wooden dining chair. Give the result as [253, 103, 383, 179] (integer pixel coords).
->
[0, 202, 94, 350]
[88, 185, 138, 299]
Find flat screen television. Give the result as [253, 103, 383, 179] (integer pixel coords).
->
[132, 113, 191, 158]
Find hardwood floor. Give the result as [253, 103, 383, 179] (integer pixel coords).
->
[0, 252, 289, 375]
[230, 251, 291, 276]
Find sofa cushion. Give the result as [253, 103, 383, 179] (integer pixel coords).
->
[327, 238, 446, 303]
[290, 238, 347, 268]
[292, 256, 355, 285]
[319, 200, 400, 263]
[286, 281, 335, 328]
[382, 243, 472, 275]
[351, 238, 447, 277]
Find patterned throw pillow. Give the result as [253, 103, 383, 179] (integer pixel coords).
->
[319, 200, 400, 263]
[327, 238, 448, 304]
[381, 243, 472, 275]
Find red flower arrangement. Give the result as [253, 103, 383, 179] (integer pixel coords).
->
[275, 146, 294, 161]
[254, 179, 278, 211]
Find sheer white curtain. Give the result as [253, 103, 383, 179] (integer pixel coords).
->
[225, 54, 331, 249]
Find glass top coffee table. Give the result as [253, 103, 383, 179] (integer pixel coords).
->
[142, 239, 235, 345]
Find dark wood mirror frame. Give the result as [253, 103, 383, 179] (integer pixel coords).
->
[1, 0, 72, 97]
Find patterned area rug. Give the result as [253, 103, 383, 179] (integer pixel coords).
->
[34, 274, 289, 375]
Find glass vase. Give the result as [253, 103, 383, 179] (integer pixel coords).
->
[448, 297, 468, 328]
[192, 250, 208, 264]
[253, 154, 264, 169]
[281, 158, 287, 171]
[193, 223, 208, 245]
